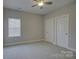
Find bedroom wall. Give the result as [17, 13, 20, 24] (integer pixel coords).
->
[44, 3, 76, 50]
[3, 8, 44, 45]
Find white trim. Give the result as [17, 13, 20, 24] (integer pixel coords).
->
[44, 40, 76, 52]
[66, 47, 76, 52]
[4, 39, 76, 52]
[4, 39, 44, 47]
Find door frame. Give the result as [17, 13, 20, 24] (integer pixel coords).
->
[55, 14, 69, 48]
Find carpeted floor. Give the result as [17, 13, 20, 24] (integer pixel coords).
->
[3, 41, 76, 59]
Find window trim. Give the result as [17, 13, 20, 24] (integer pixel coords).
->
[8, 17, 21, 37]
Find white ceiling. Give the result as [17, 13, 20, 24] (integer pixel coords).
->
[3, 0, 75, 15]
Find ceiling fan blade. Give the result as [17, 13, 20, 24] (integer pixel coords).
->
[32, 4, 37, 7]
[33, 0, 41, 2]
[34, 0, 37, 1]
[33, 0, 37, 1]
[44, 2, 53, 5]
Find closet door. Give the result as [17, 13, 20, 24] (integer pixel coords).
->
[45, 18, 56, 44]
[55, 15, 69, 48]
[45, 19, 51, 41]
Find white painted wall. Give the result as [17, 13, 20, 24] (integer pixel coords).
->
[44, 3, 76, 51]
[3, 8, 44, 45]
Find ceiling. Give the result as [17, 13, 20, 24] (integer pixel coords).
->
[3, 0, 75, 15]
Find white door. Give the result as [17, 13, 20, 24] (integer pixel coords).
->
[45, 19, 51, 41]
[45, 18, 56, 44]
[55, 15, 69, 48]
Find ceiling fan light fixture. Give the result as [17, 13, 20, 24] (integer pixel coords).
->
[32, 0, 53, 9]
[38, 1, 44, 6]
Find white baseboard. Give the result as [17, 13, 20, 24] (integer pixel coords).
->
[4, 39, 44, 47]
[43, 40, 76, 52]
[66, 47, 76, 52]
[4, 39, 76, 52]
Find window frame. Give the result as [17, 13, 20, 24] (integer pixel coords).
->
[8, 17, 21, 37]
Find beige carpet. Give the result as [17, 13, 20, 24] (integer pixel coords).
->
[3, 41, 76, 59]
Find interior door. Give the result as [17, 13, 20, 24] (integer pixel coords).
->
[45, 19, 51, 41]
[45, 18, 56, 44]
[55, 15, 69, 48]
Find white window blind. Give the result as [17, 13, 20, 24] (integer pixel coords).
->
[8, 18, 21, 37]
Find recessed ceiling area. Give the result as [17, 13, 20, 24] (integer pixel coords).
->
[3, 0, 75, 15]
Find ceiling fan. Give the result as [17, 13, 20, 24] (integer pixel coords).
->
[32, 0, 53, 9]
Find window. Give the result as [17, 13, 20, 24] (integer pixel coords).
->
[8, 18, 21, 37]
